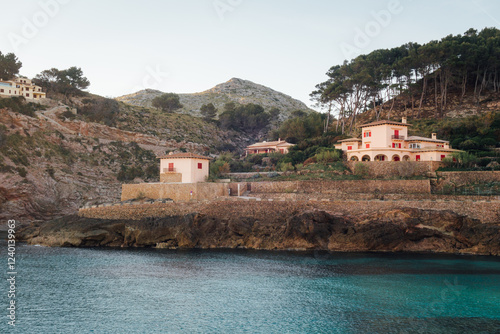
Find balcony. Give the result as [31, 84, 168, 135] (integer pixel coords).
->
[391, 135, 405, 140]
[162, 168, 177, 173]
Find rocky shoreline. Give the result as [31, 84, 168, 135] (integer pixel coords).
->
[17, 207, 500, 256]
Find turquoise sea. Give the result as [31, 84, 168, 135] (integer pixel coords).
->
[1, 240, 500, 333]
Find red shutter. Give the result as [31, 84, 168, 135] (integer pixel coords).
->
[198, 163, 202, 169]
[366, 144, 370, 149]
[394, 130, 399, 138]
[168, 163, 174, 172]
[347, 146, 352, 150]
[441, 155, 446, 161]
[416, 155, 420, 161]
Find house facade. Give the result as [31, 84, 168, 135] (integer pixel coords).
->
[159, 152, 212, 183]
[334, 118, 460, 162]
[0, 77, 46, 100]
[245, 139, 295, 156]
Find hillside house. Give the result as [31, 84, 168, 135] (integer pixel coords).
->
[0, 78, 46, 100]
[334, 118, 460, 162]
[245, 139, 295, 156]
[159, 152, 212, 183]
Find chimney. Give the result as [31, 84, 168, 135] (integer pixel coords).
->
[432, 133, 437, 140]
[402, 117, 407, 124]
[278, 138, 281, 142]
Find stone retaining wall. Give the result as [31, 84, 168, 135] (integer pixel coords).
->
[249, 179, 431, 194]
[79, 198, 500, 224]
[160, 173, 182, 183]
[437, 171, 500, 185]
[121, 183, 228, 202]
[347, 161, 443, 178]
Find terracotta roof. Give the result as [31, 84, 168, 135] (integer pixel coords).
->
[158, 152, 213, 160]
[246, 140, 294, 148]
[406, 136, 448, 143]
[338, 138, 361, 142]
[358, 120, 410, 128]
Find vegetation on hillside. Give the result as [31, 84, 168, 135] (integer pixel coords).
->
[0, 51, 22, 80]
[151, 93, 183, 112]
[34, 67, 90, 97]
[312, 27, 500, 133]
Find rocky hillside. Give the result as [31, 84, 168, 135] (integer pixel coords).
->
[0, 95, 252, 224]
[116, 78, 314, 119]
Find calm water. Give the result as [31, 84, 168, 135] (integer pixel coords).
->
[1, 240, 500, 334]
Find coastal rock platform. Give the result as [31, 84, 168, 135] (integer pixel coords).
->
[17, 201, 500, 256]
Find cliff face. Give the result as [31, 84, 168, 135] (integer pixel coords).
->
[17, 208, 500, 256]
[116, 78, 314, 119]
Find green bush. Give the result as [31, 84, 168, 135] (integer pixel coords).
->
[353, 162, 369, 178]
[16, 167, 27, 177]
[315, 150, 341, 164]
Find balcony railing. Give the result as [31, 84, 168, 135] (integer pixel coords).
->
[162, 168, 177, 173]
[391, 135, 405, 140]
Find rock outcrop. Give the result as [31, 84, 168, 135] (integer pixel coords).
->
[17, 208, 500, 256]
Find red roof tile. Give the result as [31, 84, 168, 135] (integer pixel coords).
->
[158, 152, 213, 160]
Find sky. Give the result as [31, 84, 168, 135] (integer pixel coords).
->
[1, 0, 499, 110]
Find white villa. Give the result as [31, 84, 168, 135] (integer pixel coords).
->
[334, 117, 460, 162]
[0, 77, 46, 100]
[158, 152, 212, 183]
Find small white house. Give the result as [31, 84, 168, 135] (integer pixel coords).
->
[159, 152, 212, 183]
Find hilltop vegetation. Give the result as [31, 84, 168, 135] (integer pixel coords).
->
[312, 27, 500, 133]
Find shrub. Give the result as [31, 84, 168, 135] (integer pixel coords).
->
[353, 162, 369, 178]
[279, 162, 294, 172]
[16, 167, 27, 177]
[315, 150, 341, 164]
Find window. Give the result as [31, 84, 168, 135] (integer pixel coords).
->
[0, 89, 3, 93]
[392, 143, 401, 148]
[409, 143, 421, 149]
[26, 93, 29, 97]
[347, 146, 352, 150]
[366, 144, 370, 149]
[198, 163, 202, 169]
[441, 155, 446, 161]
[364, 131, 371, 137]
[416, 155, 420, 161]
[168, 163, 174, 172]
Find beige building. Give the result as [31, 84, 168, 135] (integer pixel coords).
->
[245, 139, 295, 156]
[335, 118, 460, 162]
[0, 77, 46, 100]
[159, 152, 212, 183]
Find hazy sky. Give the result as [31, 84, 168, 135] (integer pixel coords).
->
[1, 0, 499, 109]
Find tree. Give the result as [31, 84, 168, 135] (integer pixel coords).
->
[200, 103, 217, 121]
[152, 93, 183, 112]
[0, 51, 22, 80]
[33, 66, 90, 96]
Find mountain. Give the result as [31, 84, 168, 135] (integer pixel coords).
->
[116, 78, 314, 119]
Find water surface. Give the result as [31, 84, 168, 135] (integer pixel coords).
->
[1, 241, 499, 333]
